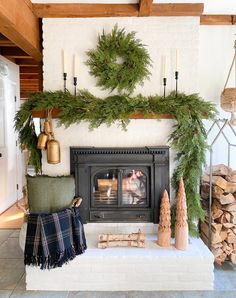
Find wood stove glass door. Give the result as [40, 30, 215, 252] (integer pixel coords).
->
[92, 169, 118, 206]
[91, 167, 149, 208]
[121, 168, 148, 206]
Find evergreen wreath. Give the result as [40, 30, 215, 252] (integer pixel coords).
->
[86, 25, 152, 94]
[14, 90, 216, 237]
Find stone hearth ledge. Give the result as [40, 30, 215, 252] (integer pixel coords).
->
[25, 223, 214, 291]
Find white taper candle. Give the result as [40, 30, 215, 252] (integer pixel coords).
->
[73, 54, 78, 78]
[163, 56, 167, 78]
[175, 49, 179, 71]
[63, 50, 68, 74]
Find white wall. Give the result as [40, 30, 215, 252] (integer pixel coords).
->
[198, 26, 236, 169]
[0, 55, 22, 213]
[42, 17, 199, 184]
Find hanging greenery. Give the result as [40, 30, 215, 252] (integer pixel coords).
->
[15, 90, 216, 236]
[86, 25, 152, 94]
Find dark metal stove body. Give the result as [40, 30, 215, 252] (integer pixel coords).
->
[70, 147, 169, 223]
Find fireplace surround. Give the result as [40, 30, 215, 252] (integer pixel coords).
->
[70, 146, 169, 223]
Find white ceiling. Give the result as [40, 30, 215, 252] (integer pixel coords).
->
[31, 0, 236, 14]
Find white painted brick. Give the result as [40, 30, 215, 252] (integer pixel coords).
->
[26, 235, 214, 291]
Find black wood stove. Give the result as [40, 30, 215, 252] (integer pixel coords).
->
[70, 147, 169, 223]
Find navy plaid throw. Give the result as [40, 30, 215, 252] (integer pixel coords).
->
[24, 207, 87, 269]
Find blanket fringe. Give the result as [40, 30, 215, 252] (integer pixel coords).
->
[24, 244, 86, 269]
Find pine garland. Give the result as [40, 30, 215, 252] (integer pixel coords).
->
[14, 90, 216, 236]
[86, 25, 152, 94]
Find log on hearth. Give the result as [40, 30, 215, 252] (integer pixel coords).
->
[98, 230, 145, 249]
[200, 164, 236, 265]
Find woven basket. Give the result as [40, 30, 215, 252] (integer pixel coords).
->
[221, 88, 236, 112]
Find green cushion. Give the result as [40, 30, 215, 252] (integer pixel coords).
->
[27, 175, 75, 213]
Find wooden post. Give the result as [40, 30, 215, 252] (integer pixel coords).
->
[157, 190, 171, 247]
[175, 177, 189, 250]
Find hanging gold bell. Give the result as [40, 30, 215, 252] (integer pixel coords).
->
[47, 138, 61, 164]
[44, 119, 52, 135]
[37, 132, 48, 150]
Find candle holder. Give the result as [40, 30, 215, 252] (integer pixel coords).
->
[175, 71, 179, 97]
[63, 72, 67, 93]
[163, 77, 167, 98]
[73, 77, 77, 96]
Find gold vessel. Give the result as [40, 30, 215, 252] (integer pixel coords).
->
[44, 119, 52, 135]
[47, 139, 60, 164]
[37, 132, 48, 150]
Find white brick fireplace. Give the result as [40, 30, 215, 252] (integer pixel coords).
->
[25, 16, 215, 291]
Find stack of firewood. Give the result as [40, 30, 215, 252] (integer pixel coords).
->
[98, 230, 145, 249]
[200, 164, 236, 265]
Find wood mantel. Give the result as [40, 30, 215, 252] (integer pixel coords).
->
[32, 109, 174, 119]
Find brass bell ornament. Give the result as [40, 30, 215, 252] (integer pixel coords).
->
[37, 132, 48, 150]
[44, 119, 52, 135]
[47, 137, 61, 164]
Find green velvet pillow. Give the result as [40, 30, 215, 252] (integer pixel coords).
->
[27, 175, 75, 213]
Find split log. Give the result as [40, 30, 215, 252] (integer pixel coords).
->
[218, 193, 235, 205]
[225, 182, 236, 193]
[212, 247, 223, 258]
[221, 203, 236, 212]
[214, 186, 224, 200]
[201, 184, 224, 201]
[227, 170, 236, 183]
[222, 241, 233, 256]
[200, 221, 222, 244]
[223, 223, 234, 229]
[212, 222, 223, 233]
[229, 252, 236, 264]
[227, 232, 236, 243]
[213, 242, 223, 249]
[205, 164, 232, 177]
[220, 229, 228, 241]
[98, 232, 145, 242]
[98, 240, 145, 249]
[215, 253, 227, 265]
[202, 175, 228, 190]
[212, 203, 224, 220]
[229, 212, 236, 224]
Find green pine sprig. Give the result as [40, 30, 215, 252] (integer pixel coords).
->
[86, 25, 152, 94]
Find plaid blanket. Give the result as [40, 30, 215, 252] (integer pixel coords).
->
[24, 207, 87, 269]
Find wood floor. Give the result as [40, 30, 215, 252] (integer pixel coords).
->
[0, 200, 25, 229]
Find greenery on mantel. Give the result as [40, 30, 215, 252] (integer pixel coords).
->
[15, 89, 216, 236]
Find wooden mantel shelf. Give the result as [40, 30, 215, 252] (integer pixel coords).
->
[32, 109, 174, 119]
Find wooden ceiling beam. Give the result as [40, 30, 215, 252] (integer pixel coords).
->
[0, 47, 31, 58]
[33, 2, 204, 18]
[200, 15, 236, 25]
[33, 3, 139, 18]
[0, 33, 14, 46]
[151, 3, 204, 16]
[139, 0, 153, 17]
[0, 0, 42, 61]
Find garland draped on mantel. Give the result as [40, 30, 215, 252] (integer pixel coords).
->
[15, 89, 216, 236]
